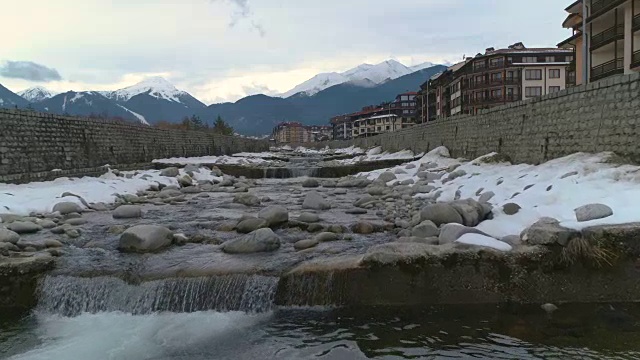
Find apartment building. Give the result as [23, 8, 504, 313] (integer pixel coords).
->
[272, 122, 309, 144]
[307, 125, 333, 141]
[418, 43, 573, 121]
[329, 92, 418, 140]
[559, 0, 640, 83]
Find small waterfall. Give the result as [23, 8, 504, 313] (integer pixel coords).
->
[37, 275, 279, 316]
[286, 156, 321, 178]
[275, 272, 346, 307]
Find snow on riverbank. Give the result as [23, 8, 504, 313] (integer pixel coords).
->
[0, 167, 219, 217]
[153, 156, 271, 166]
[333, 147, 420, 165]
[358, 147, 640, 239]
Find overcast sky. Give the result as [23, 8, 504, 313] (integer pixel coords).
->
[1, 0, 567, 104]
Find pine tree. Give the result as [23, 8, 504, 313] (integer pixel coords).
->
[212, 115, 234, 135]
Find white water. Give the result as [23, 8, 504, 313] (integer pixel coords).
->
[9, 311, 271, 360]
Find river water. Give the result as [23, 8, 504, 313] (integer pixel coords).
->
[3, 154, 640, 359]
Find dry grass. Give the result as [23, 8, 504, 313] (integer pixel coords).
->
[560, 236, 618, 268]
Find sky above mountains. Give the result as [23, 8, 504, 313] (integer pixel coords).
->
[1, 0, 566, 104]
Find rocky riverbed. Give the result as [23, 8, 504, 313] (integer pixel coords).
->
[3, 146, 640, 312]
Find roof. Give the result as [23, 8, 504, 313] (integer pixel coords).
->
[565, 0, 582, 14]
[448, 59, 471, 72]
[398, 91, 418, 96]
[557, 32, 582, 48]
[484, 48, 572, 55]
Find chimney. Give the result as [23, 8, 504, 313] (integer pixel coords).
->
[485, 47, 495, 54]
[509, 42, 526, 50]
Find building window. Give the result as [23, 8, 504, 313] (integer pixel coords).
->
[545, 56, 556, 62]
[549, 69, 561, 78]
[491, 89, 503, 98]
[566, 56, 574, 62]
[522, 56, 537, 63]
[549, 86, 561, 93]
[525, 69, 542, 80]
[525, 86, 542, 97]
[491, 72, 502, 81]
[489, 58, 503, 67]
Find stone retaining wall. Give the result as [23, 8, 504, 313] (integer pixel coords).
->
[319, 73, 640, 164]
[0, 109, 269, 183]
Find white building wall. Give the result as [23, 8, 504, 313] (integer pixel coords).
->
[521, 65, 567, 101]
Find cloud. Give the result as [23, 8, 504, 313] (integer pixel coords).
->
[211, 0, 265, 36]
[0, 60, 62, 82]
[241, 83, 278, 96]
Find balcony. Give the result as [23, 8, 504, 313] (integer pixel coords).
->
[469, 94, 521, 106]
[590, 24, 624, 50]
[634, 14, 640, 32]
[488, 60, 505, 69]
[589, 0, 626, 21]
[633, 50, 640, 69]
[567, 71, 577, 87]
[469, 79, 510, 90]
[591, 58, 624, 81]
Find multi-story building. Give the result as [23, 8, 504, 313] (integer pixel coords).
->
[559, 0, 640, 84]
[308, 125, 333, 141]
[329, 92, 418, 139]
[272, 122, 308, 144]
[418, 43, 573, 122]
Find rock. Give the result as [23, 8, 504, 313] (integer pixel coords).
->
[520, 217, 579, 246]
[449, 199, 486, 227]
[394, 168, 407, 175]
[502, 203, 521, 215]
[478, 191, 495, 203]
[181, 186, 201, 194]
[455, 233, 513, 251]
[217, 222, 237, 232]
[413, 185, 436, 194]
[294, 239, 319, 251]
[17, 239, 46, 250]
[258, 206, 289, 226]
[302, 191, 331, 210]
[541, 303, 558, 314]
[352, 221, 374, 234]
[7, 221, 42, 234]
[574, 203, 613, 222]
[65, 229, 81, 238]
[64, 213, 82, 219]
[377, 172, 397, 183]
[327, 225, 346, 234]
[173, 233, 190, 246]
[501, 235, 522, 246]
[52, 202, 83, 215]
[399, 179, 415, 186]
[50, 224, 71, 234]
[560, 171, 578, 179]
[60, 192, 91, 208]
[439, 223, 488, 245]
[113, 205, 143, 219]
[37, 219, 57, 229]
[446, 170, 467, 181]
[298, 213, 320, 223]
[397, 236, 439, 245]
[233, 193, 261, 207]
[307, 223, 324, 233]
[313, 232, 338, 242]
[65, 218, 87, 226]
[89, 203, 108, 212]
[222, 228, 281, 254]
[417, 172, 442, 181]
[184, 164, 201, 173]
[354, 195, 376, 208]
[108, 225, 127, 235]
[411, 220, 439, 238]
[361, 242, 450, 267]
[367, 187, 387, 196]
[397, 229, 412, 237]
[419, 203, 463, 226]
[118, 225, 174, 253]
[178, 174, 193, 187]
[302, 178, 320, 188]
[0, 228, 20, 244]
[395, 220, 410, 229]
[44, 239, 64, 248]
[160, 167, 180, 177]
[0, 214, 25, 223]
[157, 189, 183, 199]
[236, 218, 269, 234]
[333, 188, 347, 195]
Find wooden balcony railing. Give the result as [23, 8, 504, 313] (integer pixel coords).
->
[468, 78, 521, 89]
[470, 94, 521, 106]
[590, 0, 625, 19]
[591, 58, 624, 81]
[591, 24, 624, 50]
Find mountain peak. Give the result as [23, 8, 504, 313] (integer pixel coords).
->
[105, 76, 186, 103]
[18, 86, 57, 103]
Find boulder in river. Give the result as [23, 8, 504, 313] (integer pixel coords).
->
[294, 239, 319, 251]
[52, 202, 83, 215]
[113, 205, 143, 219]
[502, 203, 521, 215]
[439, 223, 488, 245]
[222, 228, 281, 254]
[7, 221, 42, 234]
[352, 221, 375, 234]
[236, 218, 269, 234]
[0, 228, 20, 244]
[411, 220, 439, 238]
[233, 193, 261, 207]
[377, 172, 397, 183]
[118, 225, 174, 253]
[419, 203, 463, 226]
[302, 178, 320, 188]
[298, 212, 320, 223]
[302, 191, 331, 210]
[313, 232, 338, 242]
[258, 206, 289, 226]
[520, 217, 579, 246]
[160, 167, 180, 177]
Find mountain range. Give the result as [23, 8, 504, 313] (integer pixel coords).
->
[0, 60, 445, 135]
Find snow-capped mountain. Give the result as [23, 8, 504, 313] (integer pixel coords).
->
[280, 59, 438, 98]
[17, 86, 56, 103]
[103, 77, 192, 104]
[35, 91, 149, 125]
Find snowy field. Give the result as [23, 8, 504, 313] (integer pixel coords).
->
[0, 167, 219, 216]
[358, 147, 640, 239]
